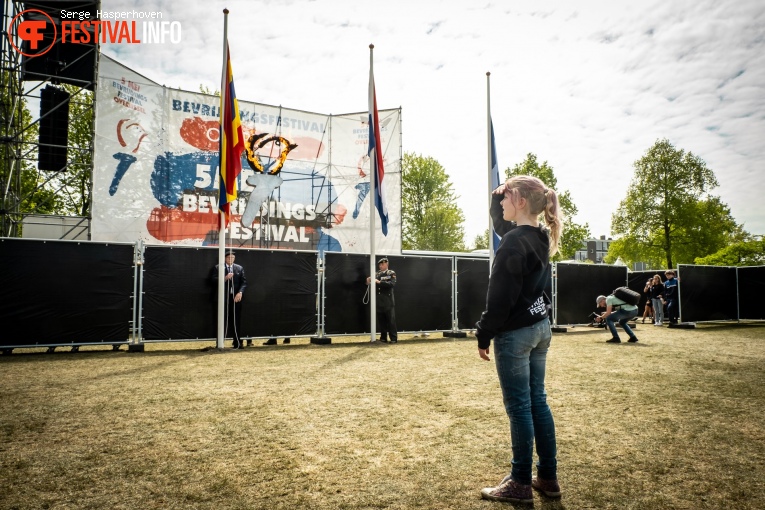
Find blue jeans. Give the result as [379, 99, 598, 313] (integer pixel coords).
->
[652, 298, 664, 324]
[666, 298, 678, 323]
[493, 318, 557, 485]
[606, 308, 638, 339]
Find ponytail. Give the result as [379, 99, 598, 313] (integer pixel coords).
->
[542, 188, 563, 256]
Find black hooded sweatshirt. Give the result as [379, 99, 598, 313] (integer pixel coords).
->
[475, 194, 551, 349]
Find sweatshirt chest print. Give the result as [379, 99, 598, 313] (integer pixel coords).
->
[528, 296, 546, 316]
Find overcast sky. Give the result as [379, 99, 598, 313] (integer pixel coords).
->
[102, 0, 765, 244]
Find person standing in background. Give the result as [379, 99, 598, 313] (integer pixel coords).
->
[641, 279, 654, 323]
[211, 251, 247, 349]
[664, 270, 679, 324]
[650, 274, 665, 326]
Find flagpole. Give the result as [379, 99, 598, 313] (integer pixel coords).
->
[487, 71, 495, 272]
[216, 9, 230, 350]
[368, 43, 377, 343]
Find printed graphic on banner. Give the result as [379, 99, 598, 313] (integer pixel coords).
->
[92, 54, 401, 254]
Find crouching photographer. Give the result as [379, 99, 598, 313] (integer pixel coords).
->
[596, 293, 639, 344]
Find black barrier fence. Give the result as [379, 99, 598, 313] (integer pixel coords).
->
[0, 238, 135, 347]
[738, 266, 765, 320]
[324, 253, 452, 335]
[143, 247, 318, 340]
[628, 270, 666, 320]
[457, 258, 491, 330]
[677, 265, 739, 323]
[555, 263, 627, 326]
[629, 271, 657, 310]
[323, 253, 370, 335]
[2, 238, 765, 349]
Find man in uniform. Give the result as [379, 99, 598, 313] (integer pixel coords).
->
[366, 257, 398, 343]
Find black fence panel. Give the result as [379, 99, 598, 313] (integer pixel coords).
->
[395, 256, 452, 332]
[324, 253, 370, 335]
[242, 250, 318, 337]
[629, 269, 674, 321]
[0, 238, 134, 346]
[142, 246, 217, 340]
[324, 253, 452, 335]
[556, 264, 627, 325]
[738, 266, 765, 320]
[143, 247, 317, 340]
[629, 271, 657, 311]
[457, 258, 489, 330]
[678, 265, 738, 322]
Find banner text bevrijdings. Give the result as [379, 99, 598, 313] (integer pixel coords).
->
[182, 193, 317, 242]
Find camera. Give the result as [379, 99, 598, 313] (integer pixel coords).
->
[588, 311, 606, 328]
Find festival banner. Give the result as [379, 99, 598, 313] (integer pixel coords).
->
[92, 54, 401, 254]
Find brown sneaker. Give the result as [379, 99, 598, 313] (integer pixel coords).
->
[481, 477, 533, 503]
[532, 477, 561, 498]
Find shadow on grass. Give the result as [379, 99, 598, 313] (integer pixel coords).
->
[539, 498, 566, 509]
[9, 321, 765, 361]
[685, 321, 765, 331]
[0, 336, 475, 362]
[0, 344, 208, 363]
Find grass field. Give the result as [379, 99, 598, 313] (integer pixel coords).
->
[1, 323, 764, 509]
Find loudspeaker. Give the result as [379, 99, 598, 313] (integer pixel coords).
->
[39, 85, 70, 172]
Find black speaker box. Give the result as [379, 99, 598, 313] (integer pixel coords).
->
[39, 85, 70, 172]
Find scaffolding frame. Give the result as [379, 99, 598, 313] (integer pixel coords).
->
[0, 0, 99, 238]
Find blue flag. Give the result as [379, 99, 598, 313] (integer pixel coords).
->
[490, 119, 501, 253]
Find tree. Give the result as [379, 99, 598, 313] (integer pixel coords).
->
[401, 152, 465, 251]
[609, 139, 745, 268]
[694, 238, 765, 266]
[199, 84, 220, 96]
[473, 229, 489, 250]
[1, 69, 61, 236]
[504, 153, 591, 260]
[46, 84, 94, 217]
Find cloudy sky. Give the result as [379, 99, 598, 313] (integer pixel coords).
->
[102, 0, 765, 244]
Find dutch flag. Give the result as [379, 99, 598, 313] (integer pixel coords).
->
[368, 60, 389, 236]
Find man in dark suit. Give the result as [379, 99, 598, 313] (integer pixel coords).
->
[211, 251, 247, 348]
[366, 257, 398, 343]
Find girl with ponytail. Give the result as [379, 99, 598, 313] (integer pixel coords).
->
[477, 175, 564, 504]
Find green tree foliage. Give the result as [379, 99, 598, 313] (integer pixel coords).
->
[1, 70, 59, 235]
[401, 152, 465, 251]
[50, 84, 94, 216]
[473, 229, 489, 250]
[694, 238, 765, 266]
[504, 153, 590, 260]
[199, 84, 220, 96]
[1, 74, 94, 231]
[609, 139, 746, 268]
